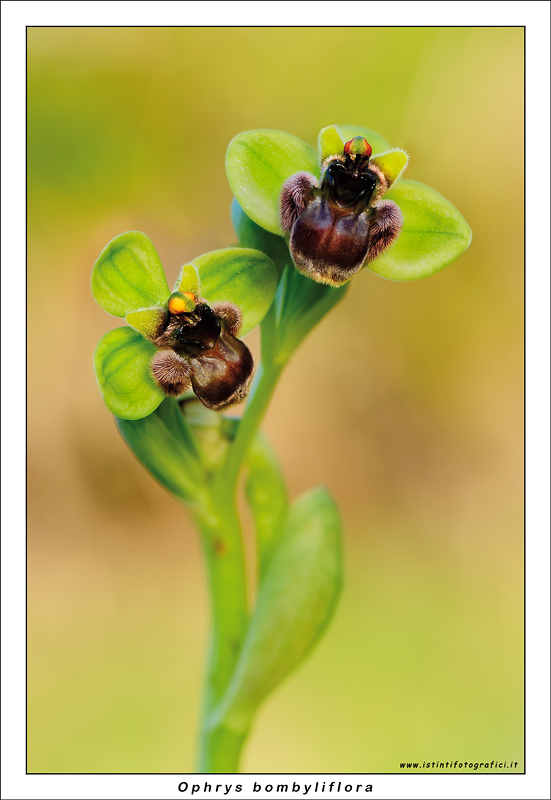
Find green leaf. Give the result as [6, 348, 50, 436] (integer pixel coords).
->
[93, 326, 165, 420]
[191, 248, 277, 336]
[369, 179, 472, 281]
[332, 124, 391, 157]
[91, 231, 170, 317]
[116, 399, 205, 504]
[231, 199, 291, 279]
[226, 129, 319, 236]
[245, 433, 289, 581]
[371, 148, 409, 190]
[212, 488, 343, 732]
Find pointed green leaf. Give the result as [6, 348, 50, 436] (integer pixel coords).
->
[245, 433, 289, 581]
[212, 488, 343, 732]
[91, 231, 170, 317]
[174, 263, 201, 296]
[333, 124, 391, 157]
[116, 399, 205, 503]
[369, 179, 472, 281]
[226, 130, 319, 236]
[93, 326, 164, 420]
[125, 306, 167, 340]
[191, 248, 277, 336]
[371, 148, 409, 190]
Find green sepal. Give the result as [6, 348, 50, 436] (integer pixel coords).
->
[91, 231, 170, 317]
[370, 179, 472, 281]
[93, 327, 165, 420]
[174, 263, 201, 297]
[318, 124, 391, 163]
[371, 148, 409, 191]
[125, 306, 167, 340]
[116, 399, 205, 504]
[245, 433, 289, 581]
[276, 265, 349, 361]
[226, 129, 319, 236]
[211, 487, 343, 733]
[231, 199, 291, 279]
[191, 248, 277, 336]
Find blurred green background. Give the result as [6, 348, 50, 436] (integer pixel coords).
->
[27, 27, 523, 774]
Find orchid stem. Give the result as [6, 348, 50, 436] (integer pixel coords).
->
[194, 495, 248, 772]
[195, 305, 286, 773]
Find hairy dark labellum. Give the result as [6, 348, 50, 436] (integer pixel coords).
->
[150, 296, 253, 410]
[280, 136, 403, 286]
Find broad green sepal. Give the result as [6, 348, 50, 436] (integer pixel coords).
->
[226, 130, 319, 236]
[175, 263, 201, 297]
[245, 433, 289, 581]
[371, 179, 472, 281]
[371, 148, 409, 190]
[91, 231, 170, 317]
[192, 248, 277, 336]
[125, 306, 167, 340]
[93, 327, 165, 420]
[212, 487, 343, 732]
[116, 399, 205, 504]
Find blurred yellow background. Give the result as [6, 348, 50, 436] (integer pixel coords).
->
[27, 27, 523, 773]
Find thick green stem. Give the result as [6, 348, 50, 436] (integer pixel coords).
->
[195, 311, 288, 772]
[215, 303, 286, 498]
[216, 360, 283, 498]
[197, 723, 248, 774]
[194, 496, 248, 772]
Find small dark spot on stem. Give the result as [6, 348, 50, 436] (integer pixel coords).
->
[213, 538, 227, 556]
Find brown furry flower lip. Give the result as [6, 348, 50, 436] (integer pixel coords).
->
[150, 296, 254, 411]
[280, 136, 403, 287]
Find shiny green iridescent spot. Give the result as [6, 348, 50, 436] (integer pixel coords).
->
[168, 290, 196, 314]
[343, 136, 372, 158]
